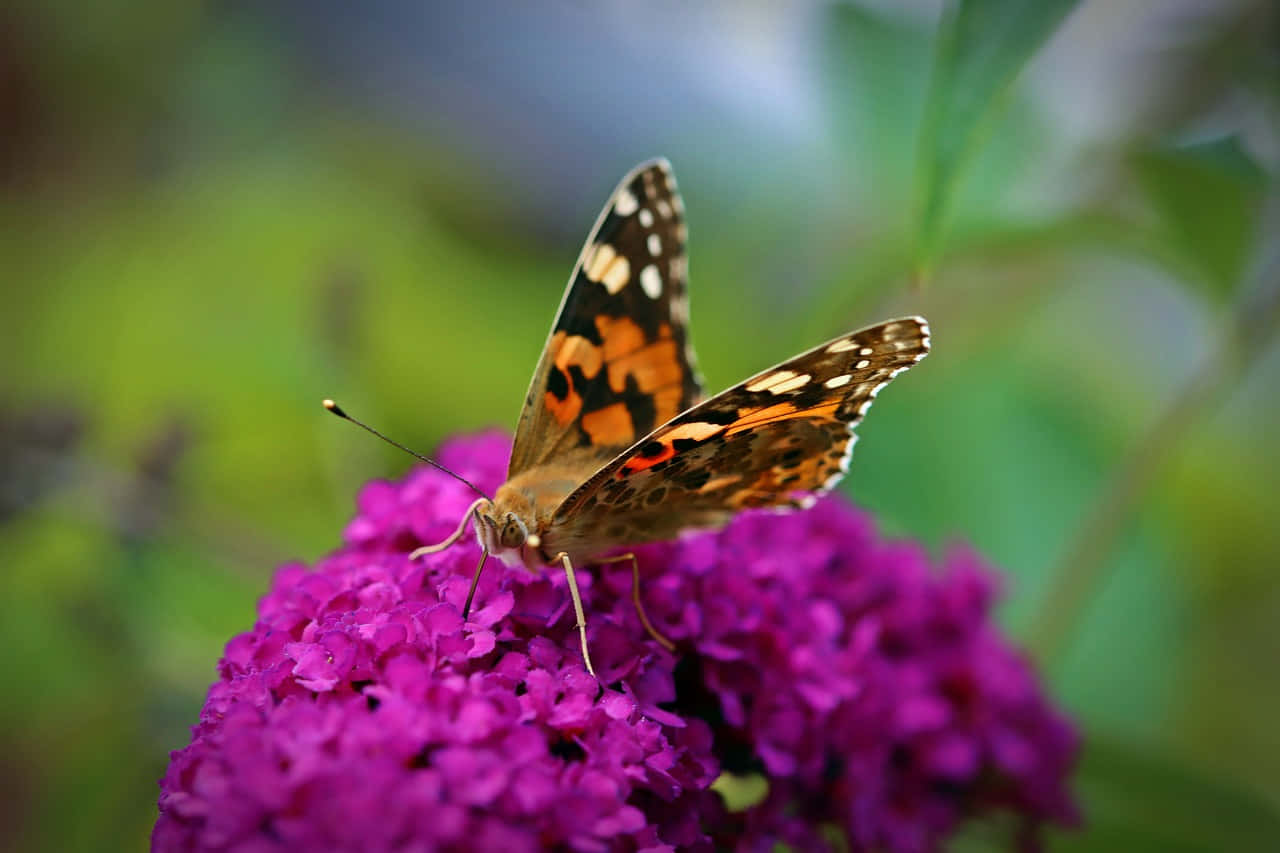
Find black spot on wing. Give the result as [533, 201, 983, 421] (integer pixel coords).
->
[547, 366, 570, 400]
[698, 408, 738, 426]
[556, 277, 608, 343]
[615, 373, 659, 438]
[678, 468, 711, 490]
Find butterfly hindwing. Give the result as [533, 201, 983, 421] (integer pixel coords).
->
[545, 317, 930, 555]
[508, 159, 704, 478]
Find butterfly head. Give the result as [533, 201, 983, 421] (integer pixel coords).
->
[474, 492, 543, 567]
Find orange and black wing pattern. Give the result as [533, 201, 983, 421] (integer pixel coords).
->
[508, 160, 704, 478]
[546, 317, 930, 555]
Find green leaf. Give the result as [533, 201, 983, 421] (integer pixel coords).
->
[914, 0, 1082, 276]
[1050, 736, 1280, 851]
[1132, 137, 1268, 304]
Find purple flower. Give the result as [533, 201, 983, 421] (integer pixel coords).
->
[155, 433, 1077, 851]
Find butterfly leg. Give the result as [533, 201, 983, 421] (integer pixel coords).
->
[409, 497, 487, 559]
[594, 553, 675, 651]
[461, 549, 489, 620]
[551, 551, 596, 678]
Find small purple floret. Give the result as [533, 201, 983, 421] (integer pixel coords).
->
[156, 432, 1076, 851]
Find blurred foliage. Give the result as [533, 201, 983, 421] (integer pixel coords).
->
[2, 1, 1278, 851]
[913, 0, 1082, 274]
[1130, 138, 1268, 301]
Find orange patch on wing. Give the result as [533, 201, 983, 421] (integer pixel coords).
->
[552, 332, 604, 378]
[581, 402, 635, 446]
[619, 441, 675, 476]
[779, 456, 828, 486]
[607, 340, 682, 393]
[587, 315, 687, 426]
[726, 401, 840, 436]
[542, 330, 602, 427]
[728, 487, 774, 509]
[594, 316, 684, 403]
[544, 389, 582, 426]
[595, 315, 648, 360]
[651, 386, 684, 426]
[727, 402, 797, 431]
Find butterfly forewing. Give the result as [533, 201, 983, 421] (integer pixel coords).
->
[544, 317, 930, 557]
[508, 159, 704, 478]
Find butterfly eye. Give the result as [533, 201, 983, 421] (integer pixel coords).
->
[500, 515, 527, 549]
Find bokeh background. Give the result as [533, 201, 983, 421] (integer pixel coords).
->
[3, 0, 1278, 850]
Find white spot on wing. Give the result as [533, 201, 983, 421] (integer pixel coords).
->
[584, 243, 615, 282]
[770, 373, 811, 394]
[745, 370, 812, 395]
[827, 339, 858, 353]
[639, 209, 654, 228]
[746, 370, 797, 393]
[824, 374, 852, 389]
[614, 189, 639, 216]
[647, 234, 662, 256]
[601, 259, 630, 293]
[855, 359, 870, 369]
[640, 264, 662, 299]
[656, 199, 673, 219]
[916, 317, 932, 355]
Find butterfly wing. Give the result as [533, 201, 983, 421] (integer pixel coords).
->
[545, 317, 930, 556]
[508, 159, 704, 477]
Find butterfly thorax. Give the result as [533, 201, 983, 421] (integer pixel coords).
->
[478, 454, 600, 567]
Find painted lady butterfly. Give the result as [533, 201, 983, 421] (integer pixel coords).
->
[332, 160, 929, 676]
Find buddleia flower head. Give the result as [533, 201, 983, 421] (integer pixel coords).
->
[155, 433, 1077, 851]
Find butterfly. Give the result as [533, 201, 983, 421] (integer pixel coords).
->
[401, 159, 929, 676]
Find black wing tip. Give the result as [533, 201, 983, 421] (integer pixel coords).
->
[623, 157, 674, 183]
[874, 316, 931, 360]
[827, 316, 932, 358]
[636, 156, 672, 170]
[901, 315, 931, 357]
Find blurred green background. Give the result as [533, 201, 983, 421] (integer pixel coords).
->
[2, 1, 1278, 850]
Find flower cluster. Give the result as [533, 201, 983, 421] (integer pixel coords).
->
[155, 433, 1077, 851]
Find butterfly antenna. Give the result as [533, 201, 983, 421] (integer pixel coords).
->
[322, 399, 493, 501]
